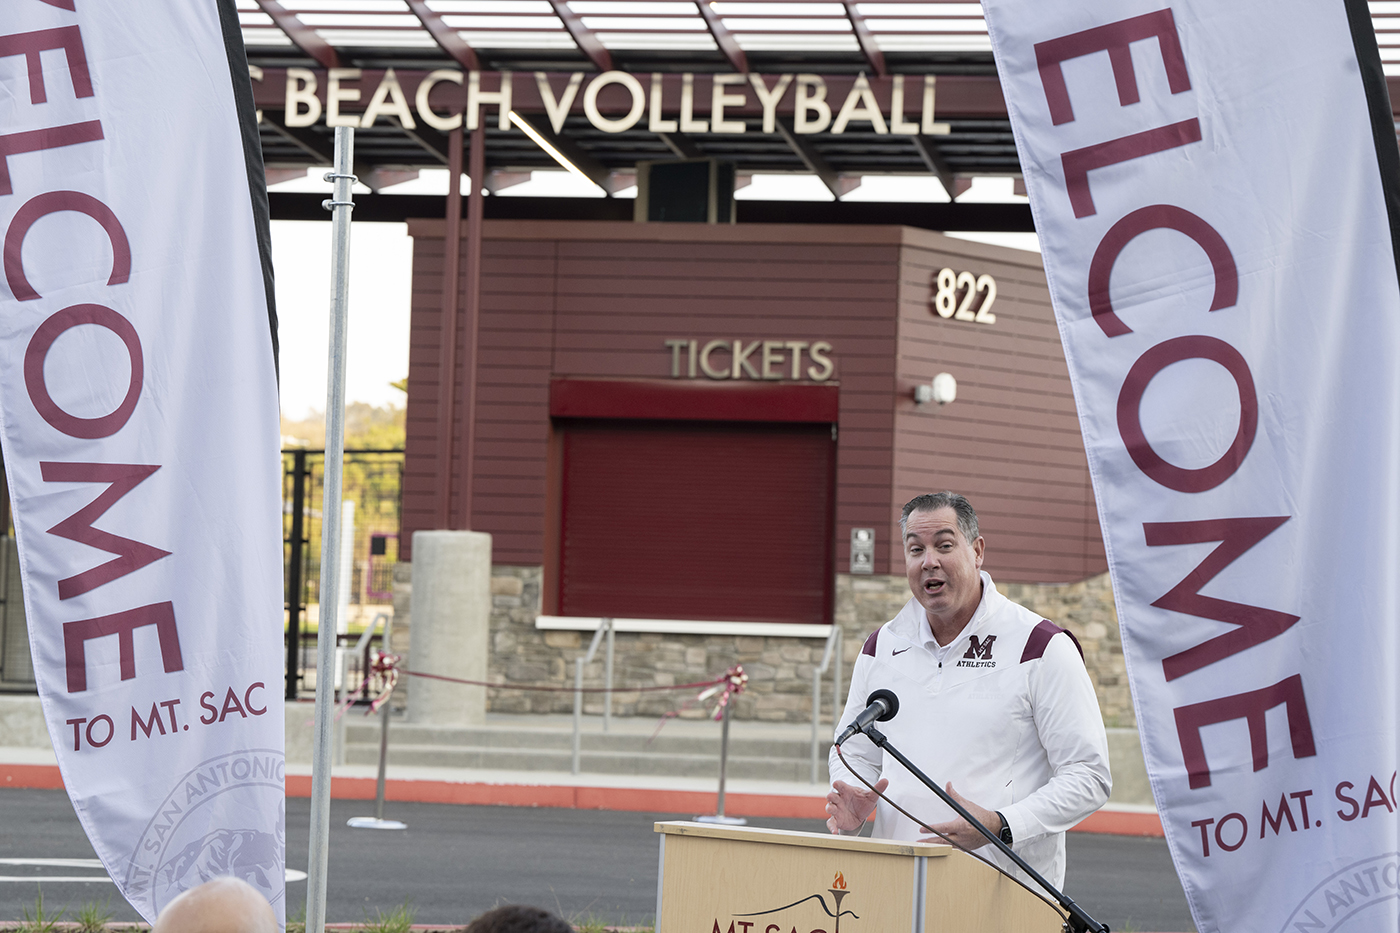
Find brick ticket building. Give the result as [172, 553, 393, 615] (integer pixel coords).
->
[394, 219, 1130, 729]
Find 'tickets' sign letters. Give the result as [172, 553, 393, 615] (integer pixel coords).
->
[664, 339, 834, 381]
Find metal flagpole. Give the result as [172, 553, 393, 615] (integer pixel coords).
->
[307, 125, 356, 933]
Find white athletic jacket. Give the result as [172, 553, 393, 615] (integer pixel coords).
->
[828, 572, 1111, 887]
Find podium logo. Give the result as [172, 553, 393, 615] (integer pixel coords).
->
[719, 869, 859, 933]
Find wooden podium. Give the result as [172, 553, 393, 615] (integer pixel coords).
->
[654, 821, 1062, 933]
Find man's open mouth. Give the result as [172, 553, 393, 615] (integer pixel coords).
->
[923, 579, 945, 593]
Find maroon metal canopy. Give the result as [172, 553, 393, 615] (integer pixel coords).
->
[241, 0, 1003, 75]
[240, 1, 1400, 220]
[243, 0, 1018, 207]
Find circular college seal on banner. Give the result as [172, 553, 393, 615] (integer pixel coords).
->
[124, 749, 286, 918]
[1279, 853, 1400, 933]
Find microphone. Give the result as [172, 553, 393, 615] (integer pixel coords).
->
[835, 689, 899, 745]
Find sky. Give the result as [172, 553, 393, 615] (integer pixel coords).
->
[270, 170, 1037, 419]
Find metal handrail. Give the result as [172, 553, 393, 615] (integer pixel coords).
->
[810, 626, 843, 783]
[335, 613, 389, 766]
[354, 612, 389, 657]
[572, 617, 614, 775]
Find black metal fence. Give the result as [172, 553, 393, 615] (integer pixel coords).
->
[283, 448, 403, 699]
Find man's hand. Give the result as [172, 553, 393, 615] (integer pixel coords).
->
[825, 778, 888, 834]
[918, 782, 1003, 849]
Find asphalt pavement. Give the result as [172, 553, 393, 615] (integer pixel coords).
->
[0, 789, 1195, 931]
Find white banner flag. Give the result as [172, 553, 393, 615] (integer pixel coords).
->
[0, 0, 284, 923]
[981, 2, 1400, 931]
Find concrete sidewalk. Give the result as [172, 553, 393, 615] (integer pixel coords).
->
[300, 705, 1160, 832]
[2, 695, 1160, 834]
[0, 743, 1162, 836]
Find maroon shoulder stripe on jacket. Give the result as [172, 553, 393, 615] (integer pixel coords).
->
[1021, 619, 1083, 663]
[862, 629, 880, 657]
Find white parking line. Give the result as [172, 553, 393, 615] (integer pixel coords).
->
[0, 860, 308, 883]
[0, 859, 108, 882]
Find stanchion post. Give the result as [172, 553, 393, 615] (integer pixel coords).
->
[346, 696, 405, 831]
[717, 698, 730, 816]
[347, 614, 405, 831]
[374, 699, 391, 820]
[697, 697, 745, 825]
[307, 125, 356, 933]
[375, 612, 392, 821]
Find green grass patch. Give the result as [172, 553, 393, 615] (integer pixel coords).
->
[18, 888, 64, 933]
[72, 898, 113, 933]
[360, 900, 416, 933]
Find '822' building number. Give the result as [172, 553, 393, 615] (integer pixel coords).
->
[932, 268, 997, 324]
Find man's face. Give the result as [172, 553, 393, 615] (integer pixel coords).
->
[904, 506, 985, 634]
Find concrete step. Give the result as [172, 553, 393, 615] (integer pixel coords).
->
[343, 742, 830, 782]
[340, 714, 834, 781]
[342, 720, 830, 759]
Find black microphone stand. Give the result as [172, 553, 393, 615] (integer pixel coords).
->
[852, 723, 1109, 933]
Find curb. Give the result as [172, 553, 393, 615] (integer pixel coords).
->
[2, 764, 62, 790]
[283, 774, 830, 820]
[1, 763, 1164, 836]
[1068, 807, 1163, 836]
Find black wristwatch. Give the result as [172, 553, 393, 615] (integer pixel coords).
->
[995, 811, 1013, 845]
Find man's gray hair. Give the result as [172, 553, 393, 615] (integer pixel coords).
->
[899, 492, 980, 543]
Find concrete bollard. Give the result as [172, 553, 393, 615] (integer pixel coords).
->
[407, 530, 492, 725]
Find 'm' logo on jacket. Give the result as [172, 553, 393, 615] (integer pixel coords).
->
[964, 635, 996, 660]
[957, 635, 997, 668]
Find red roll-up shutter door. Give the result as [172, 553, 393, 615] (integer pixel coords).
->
[559, 419, 835, 624]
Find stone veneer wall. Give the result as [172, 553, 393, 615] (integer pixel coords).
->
[999, 574, 1133, 728]
[390, 562, 1132, 727]
[484, 566, 827, 722]
[836, 572, 1131, 727]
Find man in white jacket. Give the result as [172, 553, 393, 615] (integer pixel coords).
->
[826, 492, 1111, 887]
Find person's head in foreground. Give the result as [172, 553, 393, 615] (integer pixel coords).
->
[151, 876, 277, 933]
[465, 904, 574, 933]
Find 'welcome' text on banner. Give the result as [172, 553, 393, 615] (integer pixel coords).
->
[0, 0, 284, 923]
[982, 2, 1400, 932]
